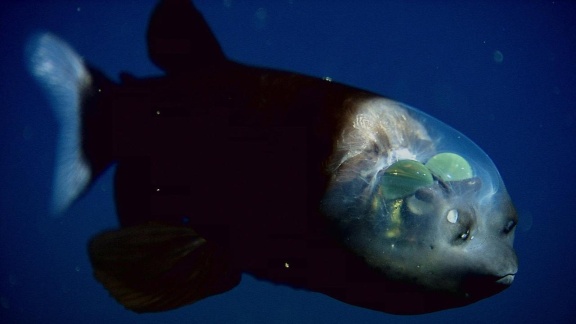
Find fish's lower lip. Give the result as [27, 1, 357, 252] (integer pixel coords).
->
[496, 273, 515, 285]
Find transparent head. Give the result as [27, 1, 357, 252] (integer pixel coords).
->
[322, 97, 518, 299]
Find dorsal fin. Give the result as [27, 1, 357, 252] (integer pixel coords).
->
[147, 0, 227, 74]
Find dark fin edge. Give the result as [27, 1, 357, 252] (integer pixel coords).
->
[89, 223, 240, 313]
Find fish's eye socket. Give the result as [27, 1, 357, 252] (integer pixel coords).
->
[503, 219, 516, 234]
[380, 160, 433, 200]
[446, 209, 473, 243]
[425, 152, 473, 182]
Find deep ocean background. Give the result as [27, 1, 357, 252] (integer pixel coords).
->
[1, 0, 575, 323]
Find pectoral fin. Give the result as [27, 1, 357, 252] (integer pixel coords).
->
[88, 223, 240, 313]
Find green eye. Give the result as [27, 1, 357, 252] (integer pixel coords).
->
[425, 153, 473, 181]
[381, 160, 433, 200]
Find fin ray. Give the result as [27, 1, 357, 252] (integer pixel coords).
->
[27, 33, 92, 215]
[89, 224, 240, 313]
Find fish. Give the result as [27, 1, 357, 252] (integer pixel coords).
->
[27, 0, 518, 315]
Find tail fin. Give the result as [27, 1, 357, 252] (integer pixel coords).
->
[27, 33, 95, 215]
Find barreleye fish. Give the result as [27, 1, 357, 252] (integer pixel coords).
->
[27, 0, 518, 315]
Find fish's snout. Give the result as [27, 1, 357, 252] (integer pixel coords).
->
[496, 273, 515, 285]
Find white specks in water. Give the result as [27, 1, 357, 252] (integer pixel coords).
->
[284, 262, 290, 269]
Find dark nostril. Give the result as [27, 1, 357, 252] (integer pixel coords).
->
[503, 220, 516, 234]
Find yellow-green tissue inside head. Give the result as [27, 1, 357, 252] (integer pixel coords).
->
[381, 160, 433, 200]
[425, 153, 472, 182]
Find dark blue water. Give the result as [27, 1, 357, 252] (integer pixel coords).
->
[1, 1, 575, 323]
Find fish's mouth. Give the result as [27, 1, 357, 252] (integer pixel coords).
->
[496, 273, 516, 285]
[461, 272, 516, 299]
